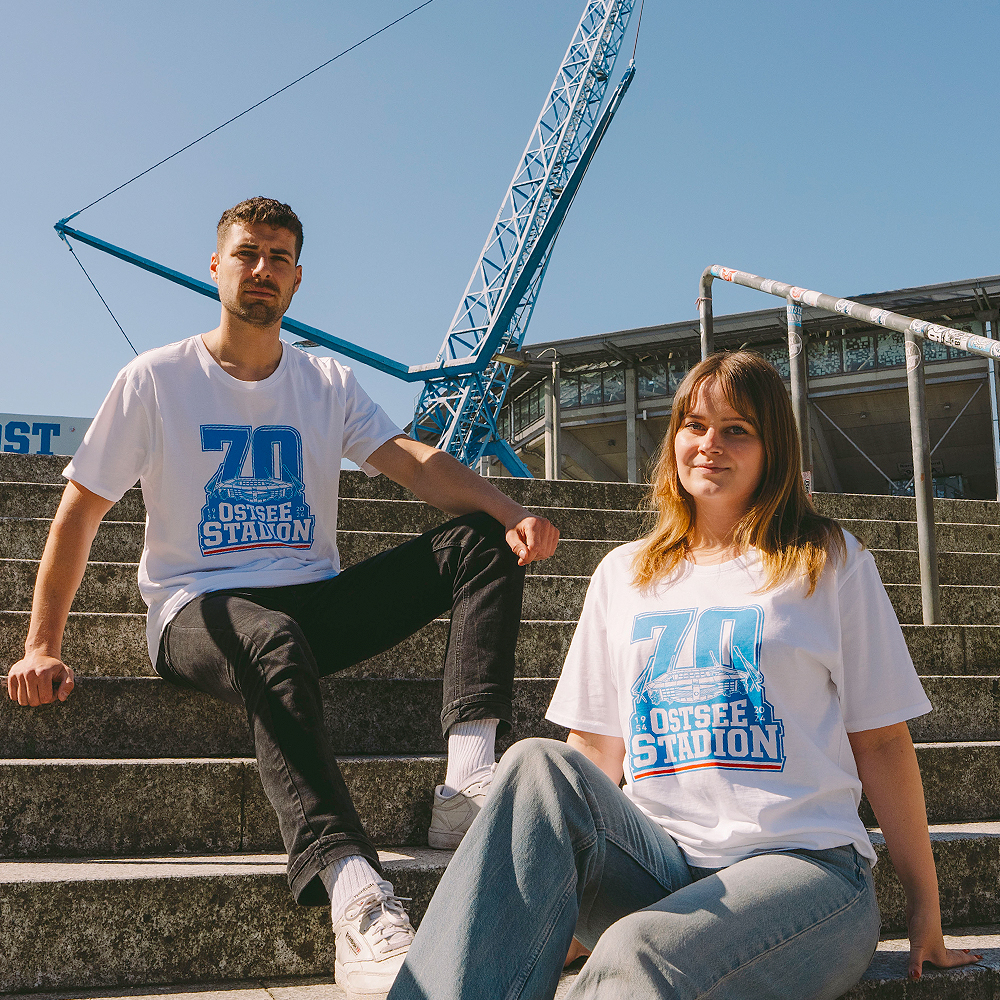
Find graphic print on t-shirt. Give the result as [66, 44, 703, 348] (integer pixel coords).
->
[197, 424, 315, 556]
[628, 606, 785, 779]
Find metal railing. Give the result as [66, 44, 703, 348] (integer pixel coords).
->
[698, 265, 1000, 626]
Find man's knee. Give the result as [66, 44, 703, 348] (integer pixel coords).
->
[445, 511, 519, 567]
[198, 595, 314, 680]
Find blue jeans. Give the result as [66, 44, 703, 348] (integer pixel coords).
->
[389, 739, 880, 1000]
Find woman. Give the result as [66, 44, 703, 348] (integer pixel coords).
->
[388, 351, 979, 1000]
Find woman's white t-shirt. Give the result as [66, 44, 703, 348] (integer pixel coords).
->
[545, 536, 931, 866]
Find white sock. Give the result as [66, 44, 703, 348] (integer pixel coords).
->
[441, 719, 498, 797]
[322, 854, 384, 924]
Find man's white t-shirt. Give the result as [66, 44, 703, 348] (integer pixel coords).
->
[545, 536, 932, 867]
[64, 336, 402, 664]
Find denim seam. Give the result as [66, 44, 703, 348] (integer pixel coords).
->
[698, 877, 874, 999]
[504, 870, 579, 1000]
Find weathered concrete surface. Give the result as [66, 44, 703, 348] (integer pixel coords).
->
[873, 549, 1000, 587]
[7, 559, 1000, 625]
[812, 492, 1000, 527]
[871, 825, 1000, 933]
[0, 849, 442, 993]
[1, 832, 995, 992]
[0, 561, 594, 618]
[0, 613, 577, 680]
[0, 521, 620, 578]
[5, 610, 1000, 680]
[1, 743, 994, 859]
[2, 674, 994, 758]
[0, 676, 569, 758]
[0, 756, 449, 857]
[2, 930, 998, 1000]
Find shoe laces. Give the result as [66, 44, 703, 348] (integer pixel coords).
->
[345, 883, 414, 952]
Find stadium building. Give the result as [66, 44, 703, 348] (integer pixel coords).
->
[490, 274, 1000, 499]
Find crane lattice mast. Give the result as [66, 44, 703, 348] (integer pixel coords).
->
[410, 0, 636, 473]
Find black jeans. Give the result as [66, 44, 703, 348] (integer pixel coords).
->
[155, 512, 525, 905]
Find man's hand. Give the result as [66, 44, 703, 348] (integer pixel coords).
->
[506, 514, 560, 566]
[7, 651, 75, 706]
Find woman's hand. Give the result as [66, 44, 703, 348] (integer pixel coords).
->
[906, 908, 981, 980]
[564, 937, 592, 967]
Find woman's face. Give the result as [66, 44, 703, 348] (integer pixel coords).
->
[674, 379, 765, 520]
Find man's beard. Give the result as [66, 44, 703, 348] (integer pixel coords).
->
[222, 284, 293, 327]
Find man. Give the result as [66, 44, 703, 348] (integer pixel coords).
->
[7, 197, 559, 998]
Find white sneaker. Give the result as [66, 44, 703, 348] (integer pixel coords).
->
[428, 765, 496, 849]
[333, 881, 415, 998]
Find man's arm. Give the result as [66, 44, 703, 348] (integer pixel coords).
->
[849, 721, 981, 980]
[365, 436, 559, 565]
[6, 480, 114, 706]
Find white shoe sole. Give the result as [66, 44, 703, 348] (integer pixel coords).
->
[334, 959, 397, 999]
[427, 827, 466, 849]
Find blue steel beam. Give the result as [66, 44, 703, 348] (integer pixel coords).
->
[54, 222, 483, 382]
[411, 1, 636, 472]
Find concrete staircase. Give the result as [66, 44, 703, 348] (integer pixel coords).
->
[0, 452, 997, 998]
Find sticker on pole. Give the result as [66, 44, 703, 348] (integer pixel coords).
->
[905, 338, 921, 373]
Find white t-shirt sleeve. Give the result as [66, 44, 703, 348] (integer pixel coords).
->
[339, 366, 404, 477]
[835, 545, 932, 733]
[545, 554, 623, 738]
[63, 368, 152, 502]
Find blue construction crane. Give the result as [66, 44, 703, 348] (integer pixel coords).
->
[53, 1, 637, 478]
[411, 1, 637, 475]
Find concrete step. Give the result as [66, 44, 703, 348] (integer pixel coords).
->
[0, 612, 575, 680]
[2, 670, 997, 762]
[7, 505, 1000, 574]
[3, 928, 999, 1000]
[3, 559, 999, 625]
[5, 610, 1000, 679]
[2, 741, 996, 860]
[1, 826, 996, 992]
[0, 520, 621, 579]
[873, 549, 1000, 587]
[0, 756, 445, 857]
[0, 560, 591, 619]
[0, 676, 566, 758]
[844, 516, 1000, 555]
[0, 483, 652, 541]
[8, 515, 1000, 587]
[4, 451, 999, 526]
[1, 672, 996, 756]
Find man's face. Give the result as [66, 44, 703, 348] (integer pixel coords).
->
[211, 222, 302, 327]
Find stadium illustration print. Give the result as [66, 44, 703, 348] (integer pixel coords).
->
[629, 606, 786, 779]
[198, 424, 315, 556]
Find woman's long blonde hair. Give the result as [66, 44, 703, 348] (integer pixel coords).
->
[632, 350, 845, 596]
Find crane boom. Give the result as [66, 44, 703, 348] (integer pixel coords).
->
[411, 1, 636, 472]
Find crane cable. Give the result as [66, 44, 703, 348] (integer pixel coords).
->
[58, 0, 438, 357]
[62, 0, 437, 225]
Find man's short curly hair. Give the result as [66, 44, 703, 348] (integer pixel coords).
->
[217, 197, 303, 261]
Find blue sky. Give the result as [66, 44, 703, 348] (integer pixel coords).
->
[3, 1, 998, 429]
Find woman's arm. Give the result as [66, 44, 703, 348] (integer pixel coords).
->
[567, 730, 626, 786]
[849, 721, 981, 980]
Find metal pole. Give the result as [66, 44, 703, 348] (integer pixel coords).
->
[625, 365, 638, 483]
[543, 359, 562, 480]
[698, 269, 715, 359]
[987, 313, 1000, 499]
[785, 296, 812, 491]
[904, 331, 940, 625]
